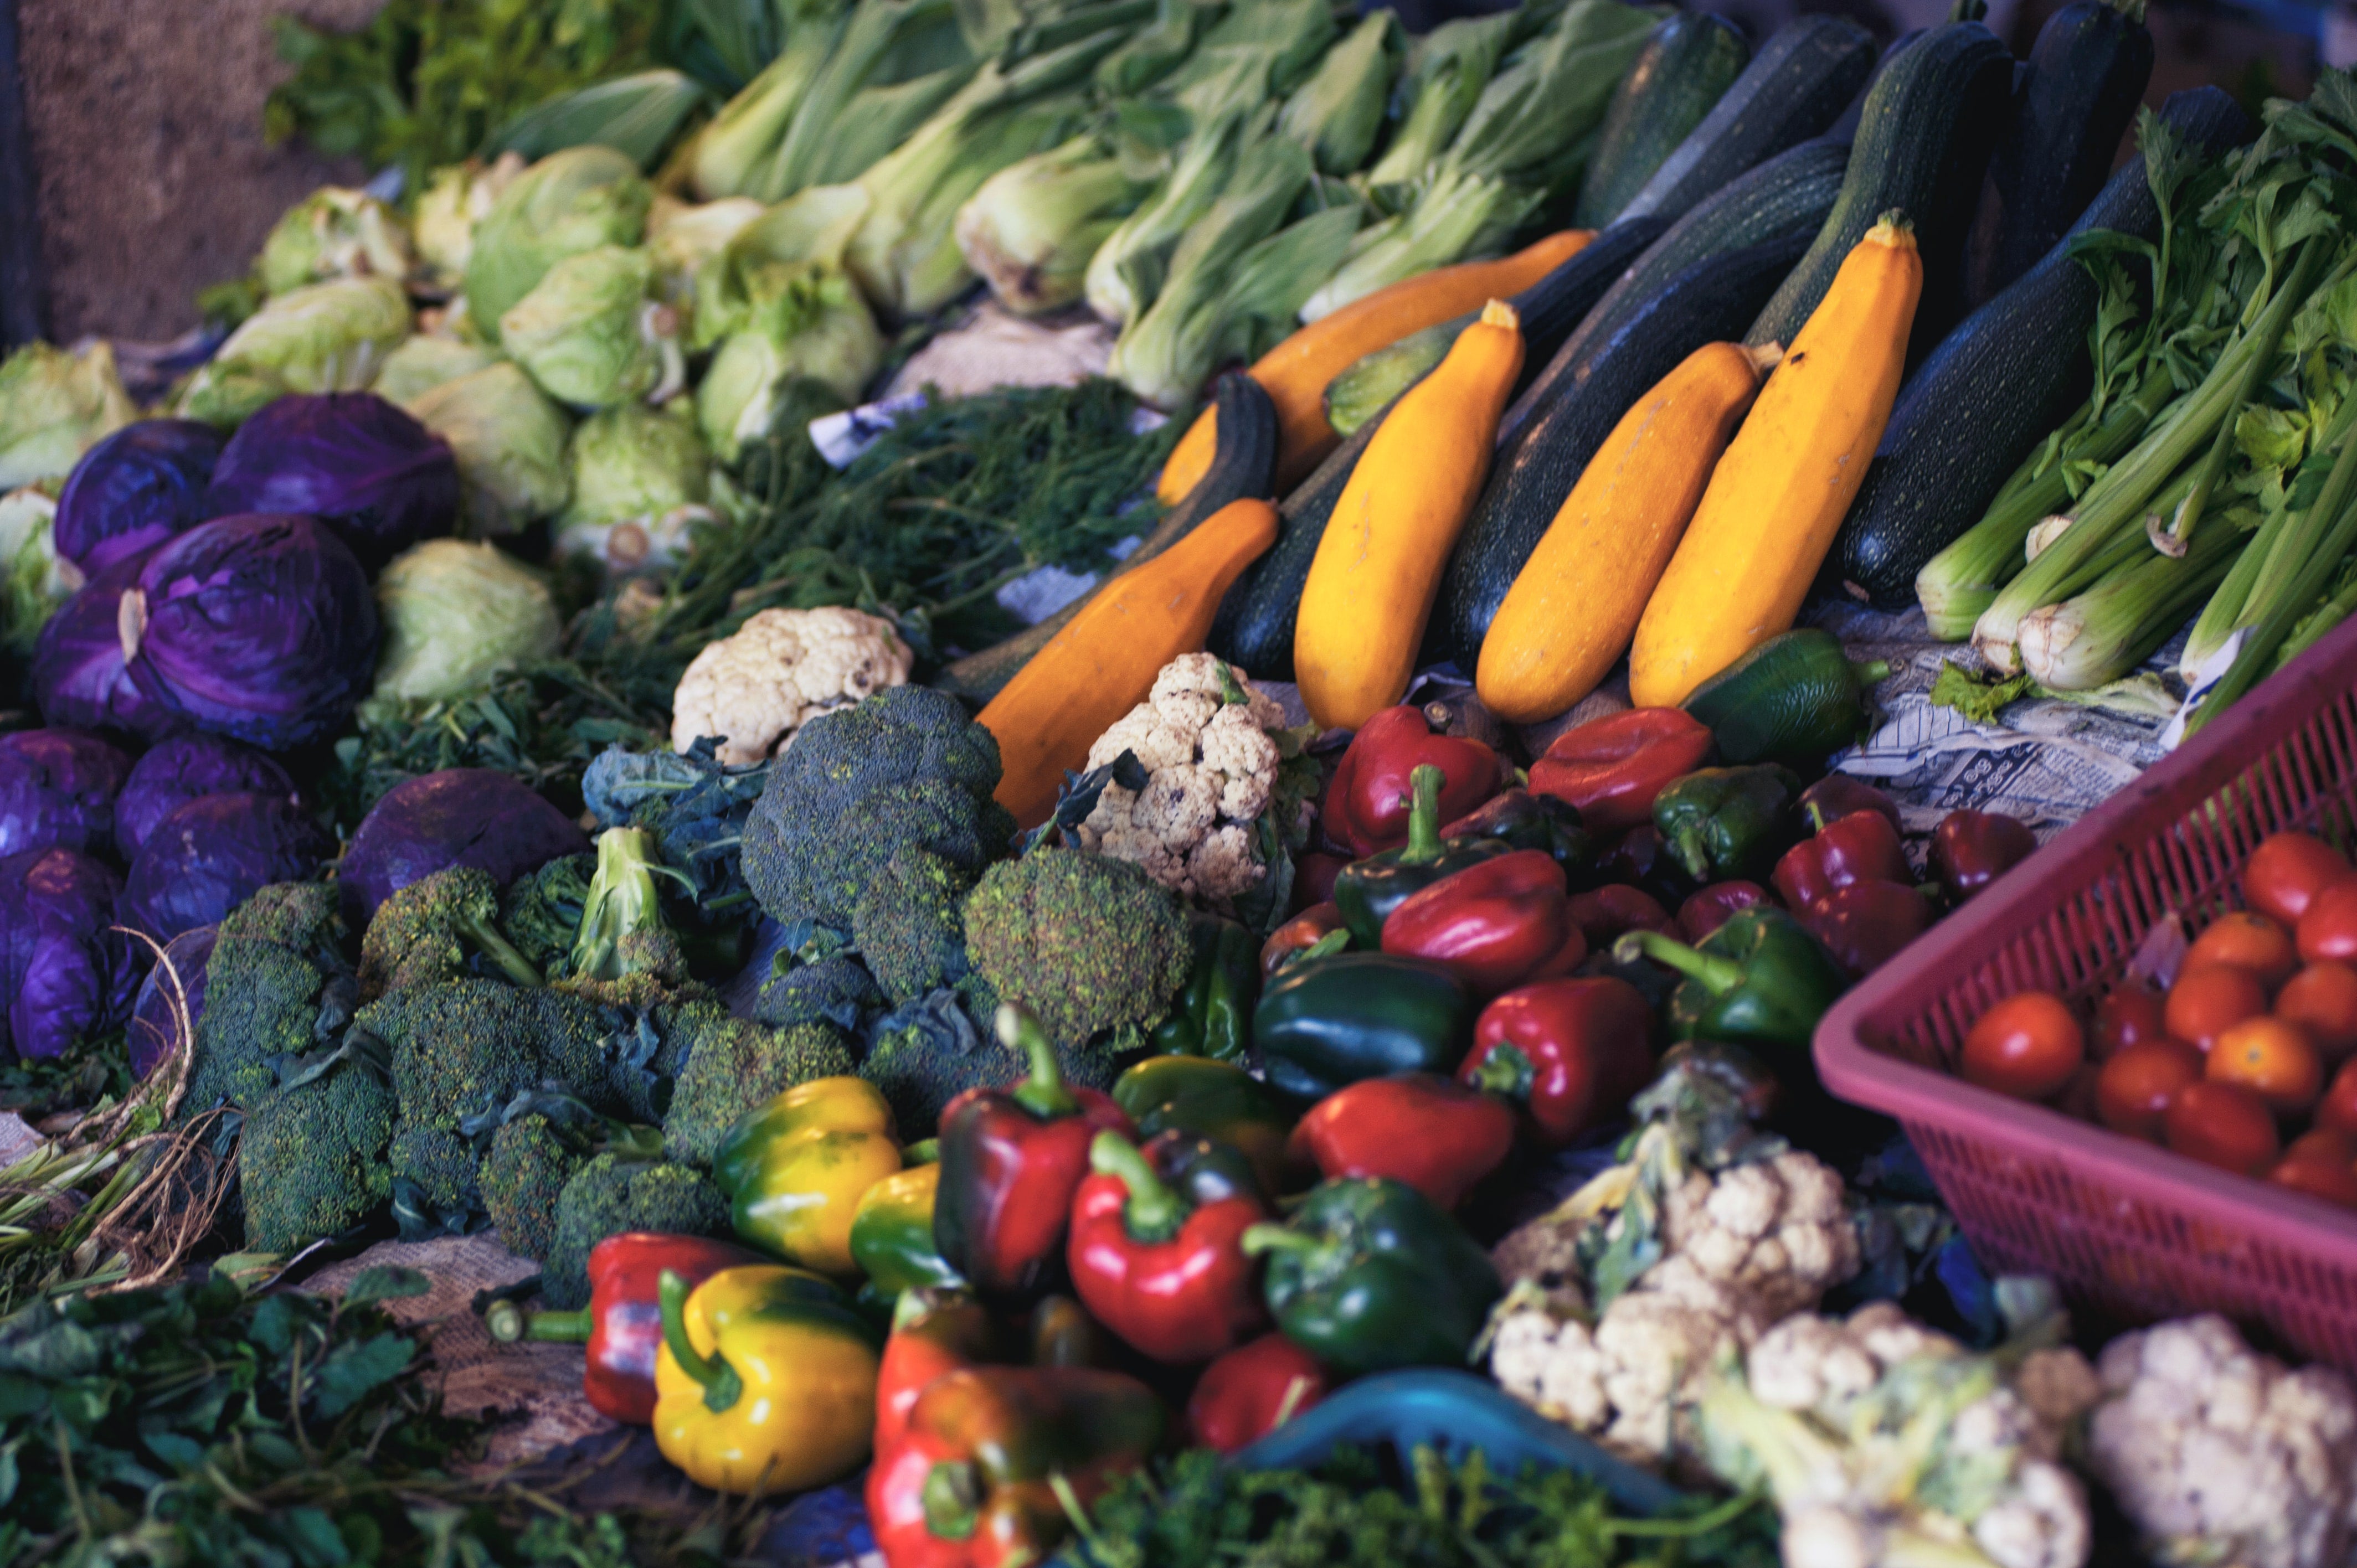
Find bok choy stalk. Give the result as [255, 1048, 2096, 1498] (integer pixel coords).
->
[2017, 509, 2246, 688]
[1094, 0, 1221, 99]
[1276, 11, 1399, 178]
[1360, 9, 1521, 197]
[1085, 108, 1265, 327]
[955, 135, 1149, 313]
[751, 0, 972, 199]
[1300, 167, 1537, 321]
[1155, 0, 1337, 128]
[691, 16, 846, 199]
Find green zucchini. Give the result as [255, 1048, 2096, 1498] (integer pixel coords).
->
[1744, 21, 2013, 364]
[934, 371, 1275, 703]
[1681, 629, 1889, 767]
[1572, 13, 1751, 228]
[1616, 14, 1875, 225]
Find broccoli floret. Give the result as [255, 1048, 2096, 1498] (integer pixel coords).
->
[760, 685, 1004, 809]
[478, 1113, 591, 1261]
[358, 868, 543, 1002]
[754, 954, 885, 1032]
[502, 854, 595, 978]
[238, 1062, 396, 1252]
[963, 846, 1192, 1051]
[366, 979, 620, 1146]
[184, 882, 355, 1116]
[545, 1152, 729, 1309]
[660, 1010, 856, 1167]
[389, 1123, 483, 1219]
[853, 847, 975, 1005]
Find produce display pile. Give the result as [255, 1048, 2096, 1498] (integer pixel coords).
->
[6, 0, 2357, 1565]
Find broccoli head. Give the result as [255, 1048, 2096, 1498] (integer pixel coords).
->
[357, 868, 544, 1002]
[761, 685, 1003, 808]
[389, 1123, 484, 1221]
[754, 953, 885, 1033]
[366, 979, 620, 1144]
[545, 1152, 729, 1309]
[853, 847, 975, 1006]
[184, 882, 355, 1116]
[661, 1009, 856, 1167]
[855, 983, 1131, 1138]
[501, 854, 594, 979]
[238, 1062, 397, 1252]
[478, 1112, 592, 1261]
[963, 847, 1192, 1051]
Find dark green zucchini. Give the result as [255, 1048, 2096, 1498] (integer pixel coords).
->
[1572, 13, 1751, 228]
[1833, 86, 2257, 608]
[1430, 228, 1815, 672]
[934, 371, 1275, 703]
[1744, 22, 2013, 364]
[1617, 15, 1875, 226]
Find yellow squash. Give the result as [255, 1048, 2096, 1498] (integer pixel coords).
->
[1293, 300, 1525, 731]
[1154, 233, 1588, 504]
[1629, 215, 1920, 708]
[1478, 340, 1781, 723]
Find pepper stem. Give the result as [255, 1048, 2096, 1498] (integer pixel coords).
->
[1852, 658, 1892, 687]
[657, 1268, 742, 1413]
[1669, 825, 1713, 882]
[1399, 765, 1448, 865]
[902, 1139, 940, 1165]
[1090, 1132, 1187, 1242]
[921, 1461, 982, 1541]
[997, 1004, 1078, 1119]
[1239, 1223, 1318, 1257]
[486, 1301, 589, 1344]
[1466, 1043, 1536, 1101]
[1612, 930, 1748, 997]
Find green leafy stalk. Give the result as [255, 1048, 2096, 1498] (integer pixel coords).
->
[2016, 518, 2246, 689]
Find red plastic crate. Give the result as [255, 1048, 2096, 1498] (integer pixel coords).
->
[1815, 614, 2357, 1371]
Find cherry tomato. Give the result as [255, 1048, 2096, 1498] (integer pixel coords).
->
[2091, 984, 2169, 1062]
[2244, 831, 2351, 927]
[2274, 961, 2357, 1064]
[2284, 1127, 2357, 1167]
[2320, 1058, 2357, 1140]
[2094, 1039, 2204, 1141]
[2206, 1015, 2323, 1112]
[1959, 991, 2083, 1101]
[2297, 879, 2357, 966]
[2268, 1154, 2357, 1209]
[2164, 1081, 2280, 1175]
[2164, 964, 2269, 1051]
[2184, 911, 2299, 991]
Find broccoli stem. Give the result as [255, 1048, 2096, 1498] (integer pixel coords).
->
[1090, 1131, 1186, 1241]
[485, 1301, 590, 1344]
[573, 827, 676, 982]
[459, 911, 544, 989]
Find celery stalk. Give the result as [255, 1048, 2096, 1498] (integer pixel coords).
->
[2184, 453, 2357, 735]
[2272, 557, 2357, 670]
[2016, 520, 2245, 689]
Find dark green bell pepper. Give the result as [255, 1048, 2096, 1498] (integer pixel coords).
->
[1651, 764, 1804, 882]
[1111, 1055, 1302, 1196]
[1253, 952, 1473, 1102]
[1241, 1177, 1501, 1378]
[1681, 629, 1890, 767]
[1334, 764, 1510, 947]
[1613, 907, 1846, 1054]
[1149, 911, 1260, 1061]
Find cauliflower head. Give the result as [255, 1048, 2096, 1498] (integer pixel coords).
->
[671, 606, 912, 765]
[1660, 1149, 1860, 1321]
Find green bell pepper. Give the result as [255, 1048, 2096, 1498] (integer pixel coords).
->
[1613, 908, 1847, 1054]
[850, 1150, 963, 1297]
[1333, 765, 1510, 947]
[1149, 912, 1260, 1061]
[1111, 1055, 1303, 1197]
[1651, 765, 1804, 883]
[1681, 629, 1890, 767]
[1241, 1177, 1501, 1378]
[1252, 952, 1474, 1102]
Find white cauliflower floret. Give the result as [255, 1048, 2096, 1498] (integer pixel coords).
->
[2086, 1314, 2357, 1568]
[670, 606, 910, 764]
[1661, 1149, 1861, 1320]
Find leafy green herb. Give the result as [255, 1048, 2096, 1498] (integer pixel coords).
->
[1929, 662, 2036, 724]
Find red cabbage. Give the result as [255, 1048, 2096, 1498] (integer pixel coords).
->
[54, 419, 225, 576]
[203, 394, 460, 566]
[340, 767, 589, 929]
[130, 925, 213, 1081]
[0, 728, 132, 860]
[0, 847, 139, 1060]
[122, 514, 379, 752]
[29, 550, 186, 740]
[122, 791, 336, 941]
[114, 733, 296, 862]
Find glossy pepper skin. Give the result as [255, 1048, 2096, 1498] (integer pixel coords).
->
[877, 1288, 1002, 1451]
[1322, 705, 1502, 857]
[1592, 824, 1701, 907]
[1677, 881, 1772, 943]
[1380, 848, 1585, 996]
[1614, 909, 1846, 1054]
[1286, 1073, 1515, 1209]
[652, 1264, 882, 1494]
[1254, 951, 1474, 1101]
[1112, 1055, 1301, 1198]
[1527, 709, 1715, 833]
[485, 1232, 766, 1425]
[1459, 977, 1655, 1147]
[1334, 764, 1512, 947]
[853, 1161, 964, 1296]
[1185, 1332, 1327, 1453]
[1148, 912, 1259, 1061]
[1441, 788, 1595, 876]
[935, 1007, 1132, 1299]
[1803, 880, 1934, 977]
[1930, 809, 2038, 900]
[714, 1076, 903, 1276]
[1262, 902, 1345, 976]
[1068, 1132, 1267, 1362]
[1799, 773, 1901, 833]
[1242, 1177, 1501, 1379]
[1772, 808, 1910, 909]
[1567, 884, 1674, 947]
[867, 1366, 1162, 1568]
[1652, 764, 1805, 883]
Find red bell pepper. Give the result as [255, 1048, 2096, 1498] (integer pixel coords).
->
[1798, 774, 1902, 834]
[1802, 880, 1934, 977]
[1323, 706, 1502, 857]
[1459, 977, 1655, 1147]
[1262, 902, 1346, 976]
[1772, 808, 1910, 910]
[1292, 851, 1349, 912]
[1284, 1072, 1516, 1209]
[934, 1006, 1132, 1298]
[878, 1287, 1005, 1451]
[1066, 1132, 1266, 1363]
[1185, 1332, 1328, 1453]
[1380, 848, 1584, 995]
[484, 1232, 766, 1424]
[1528, 709, 1714, 833]
[1677, 881, 1772, 943]
[1566, 884, 1672, 947]
[1929, 809, 2038, 900]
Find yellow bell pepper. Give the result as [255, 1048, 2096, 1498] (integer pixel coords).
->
[652, 1264, 881, 1494]
[713, 1075, 903, 1274]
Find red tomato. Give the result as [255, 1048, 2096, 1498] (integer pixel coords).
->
[2268, 1155, 2357, 1208]
[2206, 1015, 2324, 1113]
[2274, 962, 2357, 1064]
[2244, 831, 2351, 927]
[2285, 1127, 2357, 1167]
[2165, 1081, 2281, 1175]
[2164, 964, 2269, 1051]
[2091, 984, 2169, 1062]
[2094, 1039, 2205, 1141]
[2297, 880, 2357, 965]
[2184, 912, 2299, 991]
[2320, 1058, 2357, 1139]
[1959, 992, 2083, 1101]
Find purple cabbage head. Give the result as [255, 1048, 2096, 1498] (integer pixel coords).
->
[0, 847, 139, 1060]
[55, 419, 226, 577]
[123, 792, 335, 942]
[204, 394, 460, 566]
[122, 514, 379, 752]
[115, 733, 296, 862]
[130, 925, 214, 1081]
[340, 767, 589, 929]
[30, 551, 187, 740]
[0, 728, 133, 859]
